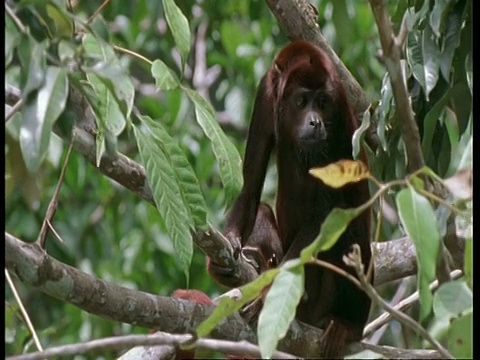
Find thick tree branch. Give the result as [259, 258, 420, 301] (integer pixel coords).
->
[5, 232, 442, 359]
[368, 0, 424, 172]
[5, 232, 255, 343]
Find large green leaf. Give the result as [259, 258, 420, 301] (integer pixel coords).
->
[185, 88, 243, 205]
[258, 264, 304, 359]
[376, 73, 393, 152]
[83, 33, 132, 133]
[5, 14, 21, 67]
[19, 66, 68, 173]
[448, 309, 472, 359]
[17, 36, 47, 98]
[421, 83, 461, 159]
[396, 187, 440, 321]
[139, 115, 207, 228]
[301, 208, 361, 261]
[196, 267, 280, 337]
[133, 123, 194, 282]
[406, 25, 441, 100]
[433, 280, 472, 320]
[352, 105, 372, 159]
[438, 0, 465, 81]
[162, 0, 191, 66]
[88, 61, 135, 119]
[151, 59, 180, 91]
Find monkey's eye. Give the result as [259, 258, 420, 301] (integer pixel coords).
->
[296, 94, 308, 108]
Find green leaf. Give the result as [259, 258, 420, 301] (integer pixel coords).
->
[301, 208, 361, 261]
[133, 123, 194, 282]
[258, 265, 304, 359]
[45, 2, 74, 38]
[83, 34, 132, 138]
[151, 59, 180, 91]
[396, 187, 440, 321]
[439, 0, 465, 81]
[17, 36, 47, 98]
[406, 26, 441, 100]
[95, 130, 106, 168]
[448, 309, 472, 359]
[465, 54, 472, 95]
[162, 0, 191, 66]
[447, 116, 471, 175]
[352, 104, 373, 159]
[185, 88, 242, 205]
[19, 66, 68, 173]
[5, 14, 21, 67]
[197, 267, 280, 337]
[429, 0, 453, 37]
[433, 280, 472, 320]
[139, 115, 207, 228]
[377, 73, 393, 152]
[88, 61, 135, 119]
[421, 84, 461, 160]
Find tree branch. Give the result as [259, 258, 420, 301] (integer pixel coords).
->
[5, 232, 443, 359]
[5, 232, 255, 344]
[368, 0, 424, 172]
[6, 332, 294, 360]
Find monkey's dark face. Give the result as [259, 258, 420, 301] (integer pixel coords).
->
[276, 84, 337, 158]
[290, 87, 329, 145]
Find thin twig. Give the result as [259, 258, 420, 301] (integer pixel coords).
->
[36, 141, 75, 248]
[5, 99, 24, 123]
[5, 332, 296, 360]
[5, 3, 27, 33]
[344, 245, 454, 359]
[86, 0, 111, 26]
[366, 276, 411, 344]
[112, 45, 153, 65]
[46, 220, 65, 244]
[5, 270, 43, 352]
[363, 269, 463, 338]
[310, 258, 362, 289]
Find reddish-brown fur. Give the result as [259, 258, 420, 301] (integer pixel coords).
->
[223, 40, 373, 358]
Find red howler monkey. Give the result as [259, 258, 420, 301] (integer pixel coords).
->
[207, 203, 283, 288]
[223, 40, 373, 358]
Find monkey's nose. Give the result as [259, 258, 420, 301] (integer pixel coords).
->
[309, 114, 327, 140]
[309, 114, 321, 127]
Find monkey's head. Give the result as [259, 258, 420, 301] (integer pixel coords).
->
[271, 41, 354, 165]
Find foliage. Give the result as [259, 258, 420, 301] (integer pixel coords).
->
[5, 0, 472, 359]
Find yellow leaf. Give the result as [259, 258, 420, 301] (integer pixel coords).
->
[309, 159, 370, 188]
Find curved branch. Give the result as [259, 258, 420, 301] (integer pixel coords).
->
[5, 232, 255, 344]
[6, 232, 442, 359]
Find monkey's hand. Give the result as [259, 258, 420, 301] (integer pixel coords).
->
[223, 229, 243, 259]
